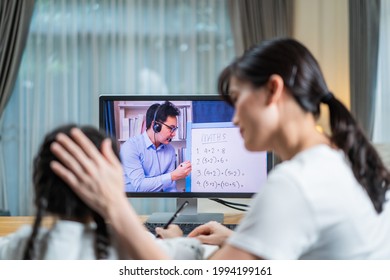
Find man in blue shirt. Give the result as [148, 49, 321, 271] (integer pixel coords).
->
[120, 101, 192, 192]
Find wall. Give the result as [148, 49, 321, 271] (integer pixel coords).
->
[293, 0, 350, 133]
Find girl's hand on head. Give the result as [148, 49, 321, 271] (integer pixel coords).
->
[50, 128, 125, 218]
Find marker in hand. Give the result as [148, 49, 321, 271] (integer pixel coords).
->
[155, 200, 189, 238]
[180, 161, 190, 168]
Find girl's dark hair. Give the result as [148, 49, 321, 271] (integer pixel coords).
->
[218, 38, 390, 214]
[23, 124, 119, 259]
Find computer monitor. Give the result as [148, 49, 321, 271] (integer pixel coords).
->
[99, 95, 273, 223]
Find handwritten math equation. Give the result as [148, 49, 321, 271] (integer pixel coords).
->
[190, 128, 265, 193]
[195, 168, 244, 177]
[192, 138, 247, 190]
[195, 180, 244, 189]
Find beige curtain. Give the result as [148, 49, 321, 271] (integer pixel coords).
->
[349, 0, 380, 139]
[227, 0, 294, 55]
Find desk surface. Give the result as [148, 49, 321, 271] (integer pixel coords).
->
[0, 213, 243, 237]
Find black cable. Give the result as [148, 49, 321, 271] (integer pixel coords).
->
[209, 198, 249, 212]
[221, 204, 247, 212]
[211, 198, 250, 208]
[217, 201, 247, 211]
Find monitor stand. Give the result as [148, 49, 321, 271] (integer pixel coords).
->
[146, 198, 224, 224]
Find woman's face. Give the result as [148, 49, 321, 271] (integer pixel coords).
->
[229, 76, 279, 152]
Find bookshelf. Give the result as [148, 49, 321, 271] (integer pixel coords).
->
[115, 101, 192, 143]
[117, 103, 148, 142]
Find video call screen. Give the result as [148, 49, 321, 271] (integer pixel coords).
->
[100, 96, 270, 198]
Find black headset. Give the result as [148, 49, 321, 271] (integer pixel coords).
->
[152, 104, 162, 133]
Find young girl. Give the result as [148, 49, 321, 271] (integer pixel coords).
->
[50, 38, 390, 259]
[0, 125, 119, 259]
[0, 124, 202, 259]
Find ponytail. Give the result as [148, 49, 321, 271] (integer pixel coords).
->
[93, 212, 110, 259]
[23, 198, 47, 259]
[325, 93, 390, 213]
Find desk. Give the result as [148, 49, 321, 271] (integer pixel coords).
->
[0, 214, 243, 237]
[0, 216, 55, 237]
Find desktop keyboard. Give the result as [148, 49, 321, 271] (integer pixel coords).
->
[144, 222, 237, 236]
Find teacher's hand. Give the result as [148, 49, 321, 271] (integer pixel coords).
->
[171, 160, 192, 181]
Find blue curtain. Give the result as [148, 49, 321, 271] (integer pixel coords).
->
[103, 100, 116, 138]
[192, 101, 234, 123]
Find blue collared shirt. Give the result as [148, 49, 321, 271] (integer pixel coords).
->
[120, 132, 177, 192]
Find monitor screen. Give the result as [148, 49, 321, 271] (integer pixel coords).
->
[99, 95, 272, 200]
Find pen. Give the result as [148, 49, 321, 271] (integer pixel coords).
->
[155, 200, 189, 238]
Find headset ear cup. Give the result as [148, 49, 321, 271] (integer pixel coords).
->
[153, 122, 161, 133]
[152, 104, 162, 133]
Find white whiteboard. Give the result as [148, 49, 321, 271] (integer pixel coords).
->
[187, 122, 267, 193]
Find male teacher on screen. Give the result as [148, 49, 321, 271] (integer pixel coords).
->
[120, 101, 192, 192]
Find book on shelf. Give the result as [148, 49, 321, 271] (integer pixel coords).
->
[122, 114, 146, 140]
[129, 118, 135, 138]
[175, 147, 187, 167]
[134, 113, 145, 136]
[173, 106, 187, 141]
[121, 117, 130, 140]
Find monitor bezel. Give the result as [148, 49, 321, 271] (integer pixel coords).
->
[99, 94, 273, 198]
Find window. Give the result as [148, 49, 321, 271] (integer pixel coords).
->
[1, 0, 234, 215]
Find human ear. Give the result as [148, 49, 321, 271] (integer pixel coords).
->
[265, 74, 284, 105]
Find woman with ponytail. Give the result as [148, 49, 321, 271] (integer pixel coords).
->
[48, 38, 390, 259]
[188, 38, 390, 259]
